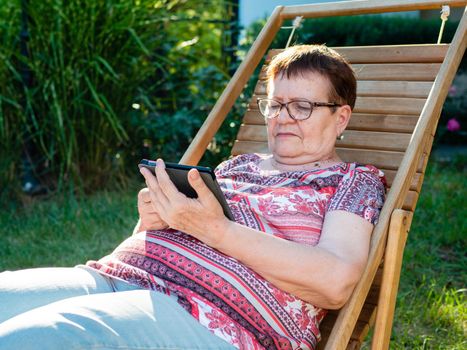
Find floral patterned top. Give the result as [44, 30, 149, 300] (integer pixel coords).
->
[87, 153, 386, 350]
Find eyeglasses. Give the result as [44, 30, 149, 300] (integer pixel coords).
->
[256, 98, 341, 121]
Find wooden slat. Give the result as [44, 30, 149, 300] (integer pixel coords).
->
[336, 148, 404, 170]
[255, 80, 434, 98]
[320, 304, 377, 341]
[353, 97, 426, 115]
[334, 44, 449, 64]
[232, 140, 268, 155]
[254, 80, 268, 95]
[383, 170, 422, 192]
[338, 148, 425, 173]
[347, 340, 361, 350]
[266, 44, 449, 64]
[279, 1, 467, 20]
[258, 63, 441, 82]
[352, 63, 441, 81]
[242, 110, 420, 133]
[337, 131, 411, 152]
[347, 114, 419, 133]
[237, 124, 266, 142]
[370, 264, 384, 291]
[365, 283, 382, 307]
[357, 81, 433, 98]
[402, 191, 419, 211]
[242, 110, 266, 125]
[249, 95, 427, 115]
[237, 125, 412, 152]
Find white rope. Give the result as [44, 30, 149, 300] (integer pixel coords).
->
[437, 5, 450, 44]
[282, 16, 304, 48]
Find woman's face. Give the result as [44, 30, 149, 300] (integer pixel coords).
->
[266, 72, 350, 165]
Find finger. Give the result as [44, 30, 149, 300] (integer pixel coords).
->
[140, 201, 158, 214]
[154, 159, 181, 198]
[138, 188, 151, 203]
[141, 215, 168, 231]
[140, 167, 169, 207]
[187, 168, 217, 203]
[142, 212, 163, 225]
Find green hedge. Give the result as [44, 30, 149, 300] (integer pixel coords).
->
[0, 0, 233, 198]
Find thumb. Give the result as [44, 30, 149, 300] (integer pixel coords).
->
[188, 169, 215, 201]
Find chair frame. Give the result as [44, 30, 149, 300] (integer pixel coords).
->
[180, 1, 467, 348]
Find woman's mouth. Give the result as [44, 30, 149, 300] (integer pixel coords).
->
[275, 132, 297, 138]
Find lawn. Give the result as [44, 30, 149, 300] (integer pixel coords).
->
[0, 155, 465, 349]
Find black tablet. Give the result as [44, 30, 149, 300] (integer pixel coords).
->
[138, 159, 234, 221]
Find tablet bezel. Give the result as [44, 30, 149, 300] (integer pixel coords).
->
[138, 159, 234, 221]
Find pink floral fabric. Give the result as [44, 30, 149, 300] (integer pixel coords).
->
[87, 153, 385, 349]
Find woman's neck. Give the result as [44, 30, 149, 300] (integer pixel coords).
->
[267, 153, 342, 172]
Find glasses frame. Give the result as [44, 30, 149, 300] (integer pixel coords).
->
[256, 98, 342, 121]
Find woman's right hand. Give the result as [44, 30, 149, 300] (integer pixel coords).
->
[136, 187, 169, 232]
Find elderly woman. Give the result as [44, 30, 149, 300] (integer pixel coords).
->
[0, 45, 385, 350]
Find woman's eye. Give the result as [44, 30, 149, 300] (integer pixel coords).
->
[295, 103, 311, 111]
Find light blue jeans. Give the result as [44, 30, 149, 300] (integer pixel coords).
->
[0, 266, 236, 349]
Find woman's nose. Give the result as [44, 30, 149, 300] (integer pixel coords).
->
[277, 105, 295, 123]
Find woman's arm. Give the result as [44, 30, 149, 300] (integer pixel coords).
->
[140, 159, 373, 309]
[215, 210, 372, 309]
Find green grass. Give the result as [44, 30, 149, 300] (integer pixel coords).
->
[0, 157, 465, 348]
[0, 184, 139, 269]
[387, 156, 466, 349]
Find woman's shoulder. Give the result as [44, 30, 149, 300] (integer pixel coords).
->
[340, 162, 386, 183]
[328, 163, 387, 225]
[334, 162, 387, 191]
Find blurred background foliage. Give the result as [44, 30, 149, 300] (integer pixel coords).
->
[0, 2, 464, 201]
[0, 0, 238, 199]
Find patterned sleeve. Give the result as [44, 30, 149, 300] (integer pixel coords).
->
[327, 165, 386, 225]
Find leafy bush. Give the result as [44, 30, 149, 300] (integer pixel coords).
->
[435, 75, 467, 146]
[0, 0, 232, 198]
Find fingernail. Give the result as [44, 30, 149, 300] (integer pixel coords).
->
[190, 169, 199, 179]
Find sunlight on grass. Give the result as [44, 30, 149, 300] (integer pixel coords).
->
[427, 287, 466, 339]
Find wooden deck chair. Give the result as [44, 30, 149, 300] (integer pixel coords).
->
[180, 1, 467, 349]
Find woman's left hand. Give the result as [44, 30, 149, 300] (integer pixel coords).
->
[139, 159, 229, 246]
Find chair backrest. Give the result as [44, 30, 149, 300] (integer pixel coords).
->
[232, 42, 447, 350]
[233, 44, 448, 214]
[181, 1, 467, 349]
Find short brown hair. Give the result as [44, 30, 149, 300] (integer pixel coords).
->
[266, 45, 357, 109]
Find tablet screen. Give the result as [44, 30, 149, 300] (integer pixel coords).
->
[139, 159, 234, 221]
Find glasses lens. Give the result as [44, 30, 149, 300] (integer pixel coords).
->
[259, 99, 280, 118]
[289, 101, 312, 120]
